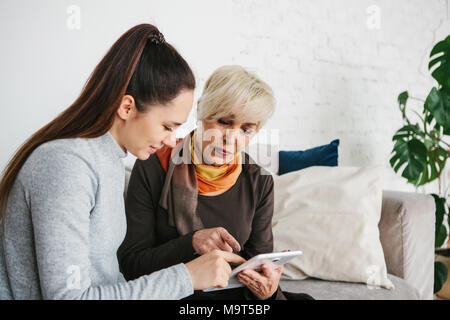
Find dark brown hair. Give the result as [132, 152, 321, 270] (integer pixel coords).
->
[0, 24, 195, 228]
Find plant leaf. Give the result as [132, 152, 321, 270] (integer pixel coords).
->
[429, 35, 450, 90]
[390, 138, 427, 181]
[425, 111, 434, 124]
[398, 91, 409, 106]
[434, 261, 448, 293]
[408, 146, 448, 186]
[423, 139, 435, 149]
[431, 194, 445, 226]
[391, 124, 420, 141]
[444, 126, 450, 136]
[424, 87, 450, 131]
[432, 193, 448, 249]
[436, 224, 448, 248]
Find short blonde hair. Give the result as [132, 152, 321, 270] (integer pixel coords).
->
[197, 65, 275, 130]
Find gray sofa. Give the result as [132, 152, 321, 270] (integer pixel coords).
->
[124, 166, 436, 300]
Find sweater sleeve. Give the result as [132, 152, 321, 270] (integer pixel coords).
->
[117, 157, 197, 281]
[0, 230, 13, 299]
[26, 149, 193, 300]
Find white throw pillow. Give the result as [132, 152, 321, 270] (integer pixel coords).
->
[272, 166, 395, 290]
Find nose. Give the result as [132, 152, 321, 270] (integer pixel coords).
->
[223, 128, 241, 149]
[162, 131, 177, 148]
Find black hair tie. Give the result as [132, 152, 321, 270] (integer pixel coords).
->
[148, 31, 165, 45]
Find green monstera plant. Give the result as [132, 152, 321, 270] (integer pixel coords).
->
[390, 35, 450, 294]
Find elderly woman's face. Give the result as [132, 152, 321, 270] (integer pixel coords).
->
[196, 114, 258, 166]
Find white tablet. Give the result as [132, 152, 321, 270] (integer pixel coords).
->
[203, 250, 302, 292]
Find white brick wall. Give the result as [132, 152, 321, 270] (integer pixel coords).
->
[226, 0, 450, 194]
[1, 0, 448, 195]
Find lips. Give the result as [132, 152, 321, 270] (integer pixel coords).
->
[148, 146, 157, 153]
[214, 147, 232, 157]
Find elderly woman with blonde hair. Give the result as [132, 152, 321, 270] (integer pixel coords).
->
[118, 65, 313, 300]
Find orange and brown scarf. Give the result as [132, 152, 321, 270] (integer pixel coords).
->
[156, 130, 242, 235]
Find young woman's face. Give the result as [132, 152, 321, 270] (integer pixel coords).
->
[195, 114, 258, 166]
[118, 89, 194, 160]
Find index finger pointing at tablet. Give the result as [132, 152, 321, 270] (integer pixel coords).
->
[218, 228, 241, 252]
[218, 251, 246, 265]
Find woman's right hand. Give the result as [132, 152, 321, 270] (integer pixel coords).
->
[185, 249, 246, 290]
[192, 227, 241, 255]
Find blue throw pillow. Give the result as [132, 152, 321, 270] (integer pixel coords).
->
[278, 139, 339, 175]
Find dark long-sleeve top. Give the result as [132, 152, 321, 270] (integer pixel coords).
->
[117, 152, 284, 299]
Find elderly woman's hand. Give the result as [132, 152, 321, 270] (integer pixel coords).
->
[192, 227, 241, 255]
[236, 263, 282, 299]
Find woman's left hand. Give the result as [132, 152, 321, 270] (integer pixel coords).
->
[236, 263, 282, 299]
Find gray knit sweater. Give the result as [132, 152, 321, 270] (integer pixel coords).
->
[0, 132, 193, 299]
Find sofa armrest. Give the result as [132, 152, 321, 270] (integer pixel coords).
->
[379, 190, 435, 300]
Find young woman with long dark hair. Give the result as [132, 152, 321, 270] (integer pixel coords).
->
[0, 24, 244, 300]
